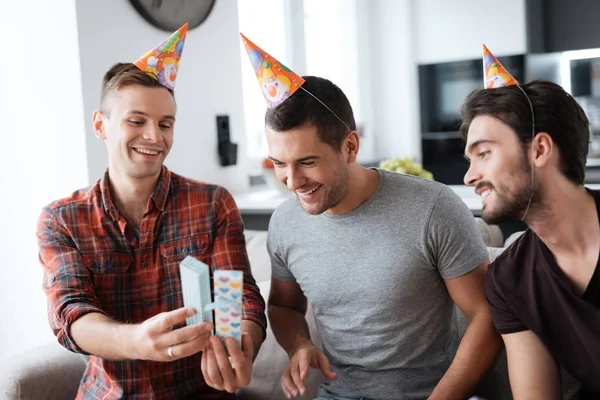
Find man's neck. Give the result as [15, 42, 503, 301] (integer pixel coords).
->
[107, 167, 160, 226]
[327, 164, 379, 215]
[527, 179, 597, 256]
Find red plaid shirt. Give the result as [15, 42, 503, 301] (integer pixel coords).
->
[37, 166, 266, 399]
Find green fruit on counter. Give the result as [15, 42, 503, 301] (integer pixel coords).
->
[379, 157, 434, 181]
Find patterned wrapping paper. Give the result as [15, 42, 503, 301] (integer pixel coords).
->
[240, 32, 305, 109]
[483, 44, 519, 89]
[213, 270, 244, 346]
[134, 22, 188, 90]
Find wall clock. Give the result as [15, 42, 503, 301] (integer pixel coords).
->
[130, 0, 216, 32]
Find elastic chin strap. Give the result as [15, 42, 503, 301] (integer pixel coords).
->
[299, 86, 352, 134]
[516, 84, 536, 222]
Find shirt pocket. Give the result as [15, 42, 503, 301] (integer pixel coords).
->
[160, 234, 211, 262]
[83, 251, 131, 274]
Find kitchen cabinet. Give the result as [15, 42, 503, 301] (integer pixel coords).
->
[415, 0, 527, 64]
[527, 0, 600, 53]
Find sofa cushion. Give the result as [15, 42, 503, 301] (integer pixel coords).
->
[0, 341, 87, 400]
[475, 217, 504, 247]
[237, 281, 325, 400]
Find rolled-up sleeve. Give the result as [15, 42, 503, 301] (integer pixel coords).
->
[37, 207, 108, 354]
[211, 188, 267, 338]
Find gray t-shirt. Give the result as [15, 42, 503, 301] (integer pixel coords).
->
[267, 169, 488, 400]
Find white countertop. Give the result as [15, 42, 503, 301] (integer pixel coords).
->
[233, 188, 293, 214]
[233, 183, 600, 215]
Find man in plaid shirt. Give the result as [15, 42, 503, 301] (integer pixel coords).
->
[36, 57, 266, 398]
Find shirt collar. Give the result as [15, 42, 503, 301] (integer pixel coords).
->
[150, 166, 171, 212]
[100, 166, 171, 221]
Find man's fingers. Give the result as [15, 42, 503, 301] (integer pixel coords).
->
[295, 351, 309, 394]
[168, 332, 212, 359]
[281, 364, 299, 398]
[211, 336, 237, 392]
[223, 337, 252, 387]
[241, 332, 254, 360]
[223, 336, 243, 362]
[289, 357, 304, 397]
[317, 352, 338, 381]
[157, 322, 213, 348]
[201, 348, 216, 388]
[204, 346, 224, 389]
[148, 307, 195, 334]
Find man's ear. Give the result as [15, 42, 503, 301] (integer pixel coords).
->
[92, 110, 107, 140]
[532, 132, 554, 168]
[344, 131, 360, 164]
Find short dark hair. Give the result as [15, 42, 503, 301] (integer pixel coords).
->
[100, 63, 174, 115]
[460, 80, 590, 184]
[264, 76, 356, 151]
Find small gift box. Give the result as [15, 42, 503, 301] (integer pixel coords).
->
[208, 270, 243, 346]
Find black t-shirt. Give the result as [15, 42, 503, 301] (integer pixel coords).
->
[485, 189, 600, 394]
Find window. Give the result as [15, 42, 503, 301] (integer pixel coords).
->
[303, 0, 362, 125]
[237, 0, 287, 160]
[237, 0, 369, 162]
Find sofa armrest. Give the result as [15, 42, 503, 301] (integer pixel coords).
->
[0, 341, 86, 400]
[476, 218, 504, 248]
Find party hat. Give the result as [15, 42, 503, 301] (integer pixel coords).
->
[240, 33, 305, 108]
[134, 23, 188, 90]
[483, 44, 519, 89]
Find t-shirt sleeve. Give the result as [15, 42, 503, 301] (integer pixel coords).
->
[426, 185, 489, 279]
[485, 264, 528, 334]
[267, 209, 296, 282]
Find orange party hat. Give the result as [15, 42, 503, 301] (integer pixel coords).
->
[240, 33, 305, 108]
[483, 44, 519, 89]
[134, 23, 188, 90]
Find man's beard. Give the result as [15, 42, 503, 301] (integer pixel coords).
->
[480, 153, 540, 225]
[299, 168, 349, 215]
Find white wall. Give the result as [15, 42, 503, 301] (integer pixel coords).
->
[0, 0, 88, 357]
[76, 0, 250, 193]
[415, 0, 527, 64]
[365, 0, 422, 161]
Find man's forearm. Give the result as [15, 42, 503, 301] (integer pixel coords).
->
[267, 304, 313, 358]
[429, 312, 502, 400]
[70, 312, 139, 360]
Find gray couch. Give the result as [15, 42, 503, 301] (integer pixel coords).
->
[0, 221, 582, 400]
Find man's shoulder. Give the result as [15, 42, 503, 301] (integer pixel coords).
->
[42, 183, 98, 215]
[378, 169, 446, 202]
[488, 228, 537, 286]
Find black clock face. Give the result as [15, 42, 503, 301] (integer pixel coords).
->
[130, 0, 216, 32]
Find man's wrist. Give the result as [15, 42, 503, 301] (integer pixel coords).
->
[287, 338, 314, 359]
[117, 323, 142, 360]
[241, 320, 264, 361]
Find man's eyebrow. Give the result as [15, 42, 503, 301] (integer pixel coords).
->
[295, 155, 320, 162]
[465, 139, 497, 158]
[127, 110, 175, 120]
[268, 155, 320, 163]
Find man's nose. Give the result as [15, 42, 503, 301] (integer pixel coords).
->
[286, 167, 305, 191]
[464, 162, 481, 187]
[143, 124, 161, 143]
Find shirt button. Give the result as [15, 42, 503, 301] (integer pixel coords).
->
[142, 261, 149, 267]
[146, 301, 153, 308]
[181, 248, 188, 254]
